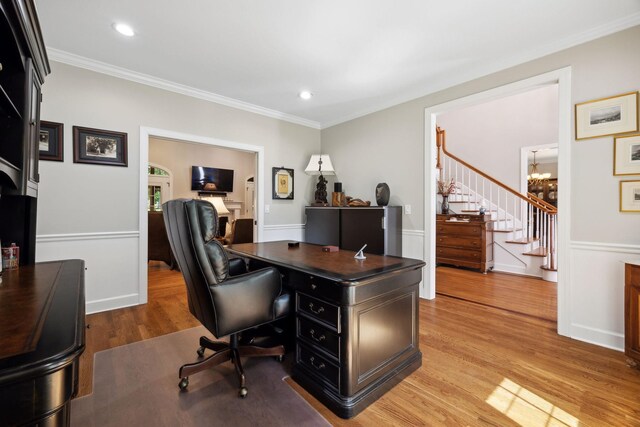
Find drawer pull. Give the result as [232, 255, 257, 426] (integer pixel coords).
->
[308, 302, 324, 315]
[310, 284, 317, 290]
[309, 329, 326, 342]
[309, 356, 325, 370]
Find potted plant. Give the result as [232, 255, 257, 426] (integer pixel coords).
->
[437, 178, 457, 214]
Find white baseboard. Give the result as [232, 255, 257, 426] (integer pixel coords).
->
[86, 293, 140, 315]
[570, 323, 624, 352]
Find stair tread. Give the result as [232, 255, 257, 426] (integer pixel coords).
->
[493, 228, 523, 233]
[505, 237, 539, 244]
[523, 247, 548, 257]
[540, 264, 557, 272]
[460, 209, 497, 212]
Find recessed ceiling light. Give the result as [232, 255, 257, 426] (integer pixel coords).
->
[113, 23, 135, 37]
[299, 91, 313, 100]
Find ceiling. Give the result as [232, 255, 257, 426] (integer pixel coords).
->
[36, 0, 640, 129]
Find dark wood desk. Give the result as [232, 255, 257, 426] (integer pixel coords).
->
[226, 241, 425, 419]
[0, 260, 85, 426]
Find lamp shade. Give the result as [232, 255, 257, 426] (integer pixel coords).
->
[202, 196, 230, 215]
[304, 154, 335, 176]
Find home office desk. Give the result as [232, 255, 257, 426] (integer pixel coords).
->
[0, 260, 85, 426]
[226, 241, 425, 419]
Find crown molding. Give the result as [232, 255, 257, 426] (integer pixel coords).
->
[46, 48, 321, 130]
[321, 13, 640, 129]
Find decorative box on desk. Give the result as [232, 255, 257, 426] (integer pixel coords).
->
[436, 214, 494, 273]
[305, 206, 402, 256]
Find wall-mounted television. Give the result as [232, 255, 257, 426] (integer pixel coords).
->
[191, 166, 234, 193]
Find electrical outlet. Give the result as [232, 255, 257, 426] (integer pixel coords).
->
[404, 204, 412, 214]
[264, 205, 270, 214]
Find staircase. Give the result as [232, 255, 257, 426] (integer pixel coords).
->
[436, 127, 557, 282]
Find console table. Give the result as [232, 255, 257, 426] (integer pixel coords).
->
[0, 260, 85, 426]
[226, 241, 424, 418]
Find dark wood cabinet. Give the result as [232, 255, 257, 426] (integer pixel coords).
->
[436, 214, 494, 273]
[0, 0, 49, 264]
[625, 263, 640, 368]
[305, 206, 402, 256]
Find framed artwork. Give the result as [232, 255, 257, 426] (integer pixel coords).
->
[39, 121, 64, 161]
[272, 167, 294, 199]
[620, 180, 640, 212]
[614, 133, 640, 176]
[73, 126, 128, 167]
[575, 91, 638, 140]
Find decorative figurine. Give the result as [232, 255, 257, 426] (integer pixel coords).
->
[375, 183, 390, 206]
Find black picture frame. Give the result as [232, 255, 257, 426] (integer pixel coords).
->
[73, 126, 128, 167]
[39, 121, 64, 162]
[272, 167, 294, 200]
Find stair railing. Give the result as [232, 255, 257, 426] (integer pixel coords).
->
[436, 126, 557, 271]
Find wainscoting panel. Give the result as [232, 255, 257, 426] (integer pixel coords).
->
[262, 224, 305, 242]
[402, 229, 424, 261]
[36, 232, 140, 314]
[569, 241, 640, 351]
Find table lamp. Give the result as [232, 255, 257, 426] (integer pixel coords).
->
[304, 154, 335, 205]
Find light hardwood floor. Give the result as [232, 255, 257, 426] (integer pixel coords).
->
[435, 266, 557, 321]
[79, 262, 640, 426]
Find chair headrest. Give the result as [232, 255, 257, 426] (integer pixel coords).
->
[190, 199, 219, 242]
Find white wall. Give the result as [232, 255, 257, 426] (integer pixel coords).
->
[149, 136, 256, 202]
[437, 85, 559, 189]
[37, 61, 320, 313]
[321, 26, 640, 350]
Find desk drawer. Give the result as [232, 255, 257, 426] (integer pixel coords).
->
[297, 317, 340, 359]
[289, 270, 341, 303]
[437, 224, 482, 237]
[297, 293, 339, 329]
[436, 246, 481, 261]
[297, 344, 340, 389]
[436, 235, 481, 249]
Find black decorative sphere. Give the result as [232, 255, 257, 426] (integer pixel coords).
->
[375, 183, 390, 206]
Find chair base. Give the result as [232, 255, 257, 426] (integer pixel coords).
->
[178, 333, 285, 398]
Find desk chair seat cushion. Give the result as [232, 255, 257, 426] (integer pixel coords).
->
[210, 268, 289, 336]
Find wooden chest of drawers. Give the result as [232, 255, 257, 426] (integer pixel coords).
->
[436, 214, 494, 273]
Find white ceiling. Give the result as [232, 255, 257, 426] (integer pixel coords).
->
[36, 0, 640, 129]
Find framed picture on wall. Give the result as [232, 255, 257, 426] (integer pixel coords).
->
[73, 126, 128, 167]
[575, 91, 638, 140]
[614, 133, 640, 176]
[272, 167, 294, 199]
[39, 121, 64, 161]
[620, 180, 640, 212]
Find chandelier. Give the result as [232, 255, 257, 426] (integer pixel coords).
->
[527, 150, 551, 186]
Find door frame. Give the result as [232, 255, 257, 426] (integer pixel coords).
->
[138, 126, 265, 304]
[423, 67, 572, 337]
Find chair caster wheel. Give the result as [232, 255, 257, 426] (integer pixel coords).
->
[196, 346, 205, 357]
[239, 387, 248, 398]
[179, 377, 189, 390]
[275, 355, 284, 362]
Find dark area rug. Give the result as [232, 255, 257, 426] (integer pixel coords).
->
[72, 326, 330, 426]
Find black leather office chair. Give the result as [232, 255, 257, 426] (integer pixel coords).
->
[163, 199, 290, 398]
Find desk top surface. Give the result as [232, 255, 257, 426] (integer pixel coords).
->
[0, 260, 85, 376]
[227, 241, 424, 282]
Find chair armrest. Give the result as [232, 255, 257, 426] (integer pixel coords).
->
[209, 267, 284, 336]
[228, 257, 247, 276]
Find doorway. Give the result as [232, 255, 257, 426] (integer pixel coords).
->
[424, 67, 572, 337]
[148, 163, 172, 212]
[138, 127, 265, 305]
